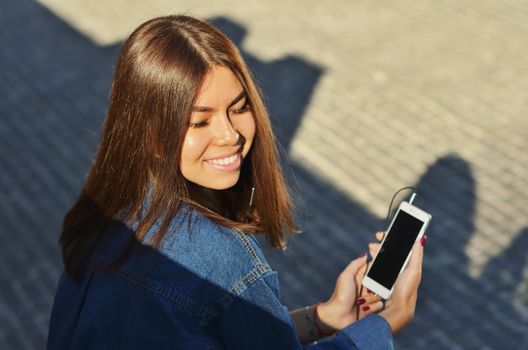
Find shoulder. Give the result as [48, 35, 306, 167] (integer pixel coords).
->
[155, 209, 272, 293]
[92, 208, 277, 321]
[119, 208, 275, 305]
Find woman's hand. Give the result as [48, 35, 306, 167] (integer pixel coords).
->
[316, 252, 384, 333]
[378, 235, 426, 333]
[368, 230, 427, 333]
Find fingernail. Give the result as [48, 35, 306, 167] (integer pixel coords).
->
[362, 306, 370, 312]
[356, 298, 366, 305]
[420, 235, 427, 247]
[367, 290, 373, 294]
[359, 252, 367, 258]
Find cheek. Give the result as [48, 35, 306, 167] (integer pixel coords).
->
[181, 131, 208, 165]
[239, 115, 256, 152]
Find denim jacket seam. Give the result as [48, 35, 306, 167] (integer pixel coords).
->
[111, 268, 211, 319]
[231, 229, 263, 267]
[230, 264, 271, 296]
[199, 266, 273, 327]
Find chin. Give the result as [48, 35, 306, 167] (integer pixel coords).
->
[200, 173, 241, 190]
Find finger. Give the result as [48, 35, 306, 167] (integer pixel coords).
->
[368, 242, 380, 259]
[392, 242, 422, 313]
[392, 237, 425, 295]
[375, 231, 385, 242]
[354, 258, 369, 287]
[356, 294, 382, 306]
[359, 300, 385, 317]
[408, 236, 425, 270]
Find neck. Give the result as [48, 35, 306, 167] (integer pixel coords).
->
[187, 182, 230, 217]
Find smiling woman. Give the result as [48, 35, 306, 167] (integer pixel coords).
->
[47, 14, 423, 350]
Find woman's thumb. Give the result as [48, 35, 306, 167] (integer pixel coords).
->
[407, 236, 426, 272]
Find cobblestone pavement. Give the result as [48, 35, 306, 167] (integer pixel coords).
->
[1, 0, 527, 349]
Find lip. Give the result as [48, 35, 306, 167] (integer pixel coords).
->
[204, 150, 242, 172]
[204, 149, 240, 161]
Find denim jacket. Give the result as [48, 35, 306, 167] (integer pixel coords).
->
[48, 208, 393, 349]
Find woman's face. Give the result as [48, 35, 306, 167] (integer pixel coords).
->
[180, 65, 256, 190]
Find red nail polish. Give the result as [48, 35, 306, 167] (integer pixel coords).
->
[420, 235, 427, 247]
[362, 306, 370, 312]
[356, 298, 366, 305]
[359, 252, 367, 258]
[367, 290, 373, 294]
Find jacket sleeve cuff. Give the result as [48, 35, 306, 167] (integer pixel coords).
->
[338, 314, 394, 350]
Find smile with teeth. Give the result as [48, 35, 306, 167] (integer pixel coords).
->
[205, 152, 239, 166]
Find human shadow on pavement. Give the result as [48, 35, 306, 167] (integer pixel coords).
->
[404, 155, 528, 349]
[272, 152, 528, 350]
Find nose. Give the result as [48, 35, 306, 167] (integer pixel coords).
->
[212, 114, 239, 146]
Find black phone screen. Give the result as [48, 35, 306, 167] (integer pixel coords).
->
[367, 210, 424, 289]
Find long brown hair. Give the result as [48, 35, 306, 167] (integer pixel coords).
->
[60, 15, 296, 281]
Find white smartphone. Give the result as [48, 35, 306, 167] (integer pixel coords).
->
[362, 201, 431, 299]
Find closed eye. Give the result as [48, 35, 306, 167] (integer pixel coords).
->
[189, 120, 209, 128]
[231, 102, 251, 115]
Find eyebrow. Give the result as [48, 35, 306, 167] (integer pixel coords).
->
[192, 91, 246, 112]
